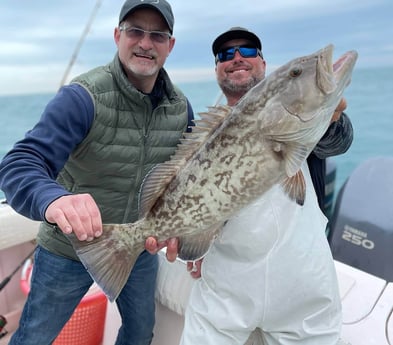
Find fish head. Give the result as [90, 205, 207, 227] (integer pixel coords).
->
[279, 44, 357, 124]
[254, 44, 356, 161]
[236, 44, 357, 178]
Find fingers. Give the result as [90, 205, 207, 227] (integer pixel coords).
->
[337, 98, 347, 112]
[144, 237, 168, 254]
[331, 98, 347, 123]
[145, 237, 159, 254]
[144, 237, 179, 262]
[45, 194, 102, 241]
[166, 238, 178, 262]
[187, 259, 203, 279]
[186, 262, 194, 271]
[145, 237, 203, 278]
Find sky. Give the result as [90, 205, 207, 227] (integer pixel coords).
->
[0, 0, 392, 95]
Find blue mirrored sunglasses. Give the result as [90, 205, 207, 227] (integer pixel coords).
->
[216, 45, 263, 63]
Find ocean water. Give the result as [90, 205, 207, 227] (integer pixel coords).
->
[0, 66, 392, 202]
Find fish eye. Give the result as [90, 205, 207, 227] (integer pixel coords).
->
[290, 68, 302, 78]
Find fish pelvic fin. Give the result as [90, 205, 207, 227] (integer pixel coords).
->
[67, 222, 145, 302]
[281, 170, 306, 206]
[177, 222, 224, 261]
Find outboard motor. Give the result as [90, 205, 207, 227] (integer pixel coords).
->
[328, 156, 393, 281]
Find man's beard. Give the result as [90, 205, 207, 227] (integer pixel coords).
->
[218, 75, 261, 99]
[124, 59, 159, 78]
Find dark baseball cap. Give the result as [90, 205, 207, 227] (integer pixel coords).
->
[118, 0, 174, 34]
[212, 27, 262, 56]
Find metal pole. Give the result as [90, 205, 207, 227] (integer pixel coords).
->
[59, 0, 103, 88]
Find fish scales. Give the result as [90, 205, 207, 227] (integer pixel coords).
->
[152, 126, 271, 229]
[68, 44, 358, 301]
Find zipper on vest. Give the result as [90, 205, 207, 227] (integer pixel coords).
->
[122, 122, 149, 223]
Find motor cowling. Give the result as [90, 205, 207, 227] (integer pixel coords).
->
[328, 156, 393, 281]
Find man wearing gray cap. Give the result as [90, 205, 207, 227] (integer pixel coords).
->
[0, 1, 193, 344]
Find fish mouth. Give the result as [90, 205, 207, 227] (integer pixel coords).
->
[317, 44, 358, 94]
[333, 49, 358, 85]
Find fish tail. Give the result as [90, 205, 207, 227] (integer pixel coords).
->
[67, 222, 144, 302]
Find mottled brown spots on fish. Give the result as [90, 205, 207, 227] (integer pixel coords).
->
[187, 174, 197, 184]
[198, 158, 212, 170]
[107, 238, 128, 261]
[200, 178, 208, 187]
[242, 103, 260, 116]
[235, 160, 244, 169]
[220, 154, 236, 165]
[234, 117, 253, 130]
[190, 203, 210, 222]
[150, 198, 168, 216]
[167, 179, 179, 194]
[214, 171, 233, 192]
[219, 134, 237, 148]
[167, 215, 185, 230]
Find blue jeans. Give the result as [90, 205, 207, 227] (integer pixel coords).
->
[10, 245, 158, 345]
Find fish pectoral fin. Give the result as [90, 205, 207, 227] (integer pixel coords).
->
[67, 222, 144, 302]
[283, 143, 309, 177]
[177, 223, 224, 261]
[281, 170, 306, 206]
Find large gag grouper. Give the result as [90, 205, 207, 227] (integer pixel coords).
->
[68, 44, 358, 301]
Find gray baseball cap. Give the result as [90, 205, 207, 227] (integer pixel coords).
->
[119, 0, 174, 34]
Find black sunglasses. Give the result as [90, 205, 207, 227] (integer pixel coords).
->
[216, 45, 263, 63]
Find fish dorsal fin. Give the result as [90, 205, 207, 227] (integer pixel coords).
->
[192, 105, 231, 134]
[138, 161, 182, 218]
[139, 105, 231, 218]
[281, 170, 306, 205]
[175, 105, 230, 160]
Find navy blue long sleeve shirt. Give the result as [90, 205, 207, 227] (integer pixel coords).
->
[0, 84, 93, 220]
[0, 83, 194, 221]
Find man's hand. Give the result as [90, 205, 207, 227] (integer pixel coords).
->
[187, 259, 203, 279]
[45, 194, 102, 241]
[145, 237, 179, 262]
[145, 237, 204, 277]
[331, 98, 347, 123]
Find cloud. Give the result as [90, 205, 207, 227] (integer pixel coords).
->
[0, 64, 65, 95]
[167, 67, 216, 84]
[0, 0, 392, 95]
[0, 42, 41, 57]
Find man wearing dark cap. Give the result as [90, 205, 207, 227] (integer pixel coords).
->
[210, 27, 352, 211]
[0, 1, 193, 344]
[176, 27, 352, 345]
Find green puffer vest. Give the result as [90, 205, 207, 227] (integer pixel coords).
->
[37, 55, 189, 261]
